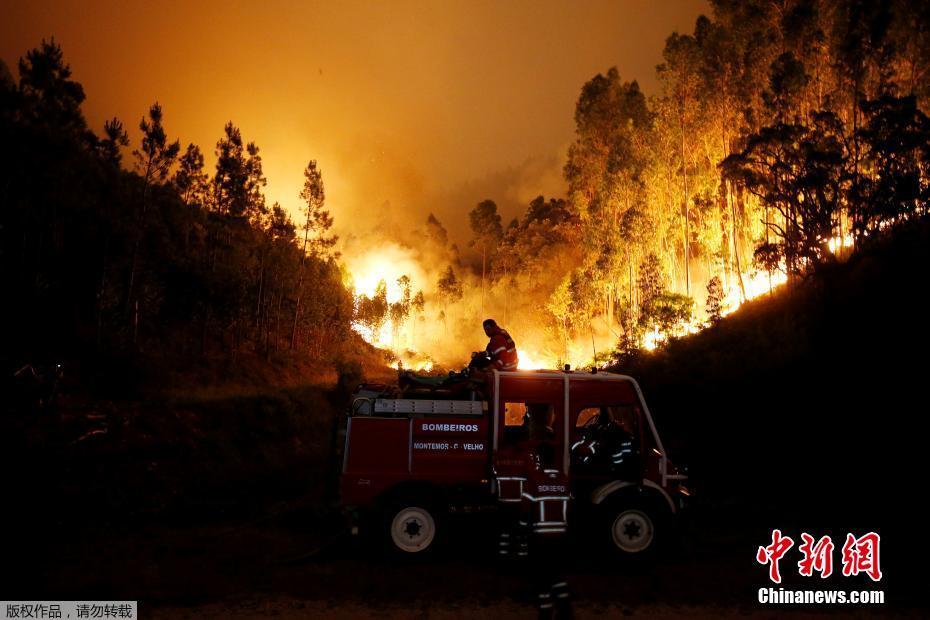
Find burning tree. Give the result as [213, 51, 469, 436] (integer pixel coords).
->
[706, 276, 725, 325]
[356, 280, 389, 341]
[546, 275, 573, 365]
[634, 253, 694, 345]
[643, 293, 694, 336]
[389, 275, 412, 349]
[436, 265, 463, 306]
[721, 112, 849, 277]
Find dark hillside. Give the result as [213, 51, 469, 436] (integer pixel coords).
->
[618, 220, 929, 601]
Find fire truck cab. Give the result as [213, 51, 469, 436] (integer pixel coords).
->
[340, 369, 688, 555]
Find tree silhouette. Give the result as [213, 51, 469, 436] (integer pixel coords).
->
[174, 143, 209, 208]
[426, 212, 449, 247]
[855, 95, 930, 234]
[298, 160, 336, 256]
[98, 117, 128, 167]
[213, 122, 249, 218]
[706, 276, 725, 324]
[437, 265, 463, 306]
[291, 159, 334, 349]
[17, 38, 86, 136]
[1, 40, 357, 368]
[469, 199, 502, 311]
[127, 102, 180, 341]
[722, 112, 849, 276]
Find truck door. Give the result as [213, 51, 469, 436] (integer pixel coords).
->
[495, 376, 565, 465]
[493, 375, 567, 504]
[568, 377, 660, 485]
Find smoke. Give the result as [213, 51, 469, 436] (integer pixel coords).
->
[339, 212, 481, 367]
[327, 130, 567, 245]
[338, 179, 622, 371]
[327, 130, 630, 371]
[429, 149, 569, 242]
[325, 131, 430, 239]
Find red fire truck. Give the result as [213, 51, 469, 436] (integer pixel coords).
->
[340, 368, 688, 555]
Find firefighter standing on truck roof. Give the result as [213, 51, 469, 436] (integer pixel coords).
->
[483, 318, 519, 370]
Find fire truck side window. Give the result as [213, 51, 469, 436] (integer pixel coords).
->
[576, 407, 599, 427]
[501, 402, 555, 447]
[527, 403, 555, 441]
[571, 405, 642, 475]
[504, 402, 527, 427]
[608, 405, 638, 435]
[575, 405, 637, 434]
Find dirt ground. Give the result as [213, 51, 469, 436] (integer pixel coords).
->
[15, 499, 911, 619]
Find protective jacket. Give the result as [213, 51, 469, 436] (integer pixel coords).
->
[486, 327, 519, 370]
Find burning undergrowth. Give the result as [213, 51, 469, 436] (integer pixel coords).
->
[338, 206, 861, 374]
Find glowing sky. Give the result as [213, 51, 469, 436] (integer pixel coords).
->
[2, 0, 708, 241]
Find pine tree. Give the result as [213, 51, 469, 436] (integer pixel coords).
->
[127, 102, 180, 341]
[174, 143, 209, 207]
[291, 160, 335, 350]
[98, 117, 128, 167]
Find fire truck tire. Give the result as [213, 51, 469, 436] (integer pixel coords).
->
[603, 498, 668, 556]
[382, 499, 442, 555]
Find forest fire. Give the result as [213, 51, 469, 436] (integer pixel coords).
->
[828, 234, 855, 254]
[345, 230, 854, 371]
[343, 244, 426, 350]
[345, 246, 574, 371]
[516, 347, 560, 370]
[5, 0, 928, 616]
[721, 270, 789, 318]
[343, 241, 797, 369]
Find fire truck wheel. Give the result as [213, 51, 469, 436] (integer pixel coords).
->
[605, 501, 664, 555]
[386, 503, 439, 554]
